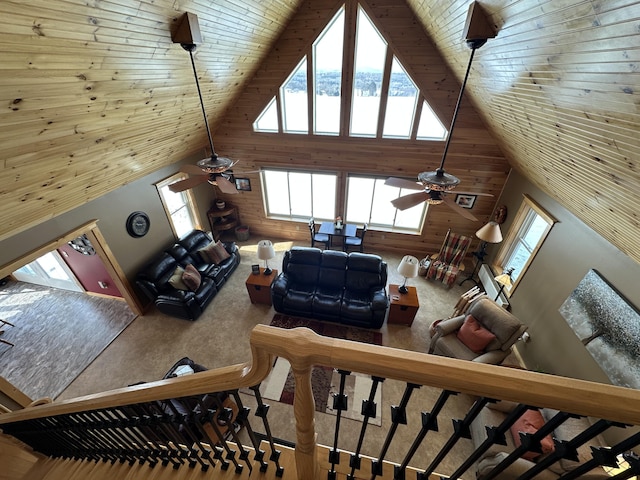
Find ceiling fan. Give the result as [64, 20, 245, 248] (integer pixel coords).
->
[386, 2, 496, 222]
[168, 13, 239, 195]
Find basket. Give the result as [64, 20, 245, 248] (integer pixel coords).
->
[235, 226, 250, 241]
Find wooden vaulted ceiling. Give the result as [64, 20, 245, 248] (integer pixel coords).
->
[1, 0, 639, 265]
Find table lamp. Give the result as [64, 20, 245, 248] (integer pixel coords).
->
[257, 240, 276, 275]
[494, 267, 514, 301]
[397, 255, 419, 294]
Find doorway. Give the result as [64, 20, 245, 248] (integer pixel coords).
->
[13, 251, 84, 293]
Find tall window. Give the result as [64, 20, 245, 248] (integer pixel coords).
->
[156, 174, 202, 239]
[261, 169, 337, 221]
[494, 195, 556, 293]
[253, 2, 447, 141]
[345, 175, 426, 232]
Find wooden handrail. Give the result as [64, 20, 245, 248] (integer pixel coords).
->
[2, 325, 640, 426]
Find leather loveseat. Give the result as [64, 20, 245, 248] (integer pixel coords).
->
[136, 230, 240, 321]
[271, 247, 389, 329]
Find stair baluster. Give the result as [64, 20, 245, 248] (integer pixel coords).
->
[328, 369, 351, 480]
[250, 384, 285, 477]
[230, 390, 270, 472]
[371, 383, 420, 479]
[418, 396, 493, 478]
[347, 376, 384, 480]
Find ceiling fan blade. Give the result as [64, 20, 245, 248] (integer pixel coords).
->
[442, 195, 479, 221]
[392, 191, 429, 210]
[180, 164, 208, 175]
[215, 176, 239, 194]
[455, 190, 493, 197]
[168, 175, 209, 192]
[385, 177, 424, 191]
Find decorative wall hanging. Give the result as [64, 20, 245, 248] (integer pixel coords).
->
[559, 269, 640, 389]
[68, 234, 96, 255]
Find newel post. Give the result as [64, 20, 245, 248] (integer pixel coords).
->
[290, 360, 319, 479]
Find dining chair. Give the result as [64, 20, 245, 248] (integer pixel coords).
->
[343, 223, 367, 252]
[308, 218, 331, 249]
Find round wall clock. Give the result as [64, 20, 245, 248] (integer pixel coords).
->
[126, 211, 150, 238]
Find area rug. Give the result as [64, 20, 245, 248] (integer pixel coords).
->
[259, 314, 383, 425]
[0, 280, 137, 400]
[269, 314, 383, 344]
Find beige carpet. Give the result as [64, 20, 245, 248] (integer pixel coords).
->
[55, 238, 479, 478]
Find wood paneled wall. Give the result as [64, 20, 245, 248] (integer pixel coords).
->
[0, 0, 296, 241]
[215, 0, 510, 257]
[407, 0, 640, 265]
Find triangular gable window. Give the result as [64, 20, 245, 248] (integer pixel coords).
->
[253, 2, 447, 141]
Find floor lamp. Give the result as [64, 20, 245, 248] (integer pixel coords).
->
[494, 268, 514, 301]
[459, 221, 503, 286]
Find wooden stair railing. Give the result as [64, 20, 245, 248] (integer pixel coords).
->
[2, 325, 640, 480]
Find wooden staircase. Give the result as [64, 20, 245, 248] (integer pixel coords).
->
[3, 432, 429, 480]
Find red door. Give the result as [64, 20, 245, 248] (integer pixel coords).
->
[57, 239, 123, 298]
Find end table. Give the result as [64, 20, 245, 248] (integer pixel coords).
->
[388, 284, 419, 326]
[245, 268, 278, 305]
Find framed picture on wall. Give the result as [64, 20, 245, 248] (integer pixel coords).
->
[235, 178, 251, 191]
[455, 194, 477, 209]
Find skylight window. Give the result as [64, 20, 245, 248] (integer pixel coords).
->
[253, 2, 447, 141]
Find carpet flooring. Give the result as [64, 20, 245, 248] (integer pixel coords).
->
[0, 280, 136, 400]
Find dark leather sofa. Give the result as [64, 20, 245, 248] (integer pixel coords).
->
[271, 247, 389, 329]
[136, 230, 240, 321]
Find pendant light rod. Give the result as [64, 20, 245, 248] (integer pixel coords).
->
[186, 45, 217, 160]
[436, 42, 480, 174]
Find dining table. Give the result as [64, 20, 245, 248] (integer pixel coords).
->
[318, 222, 357, 249]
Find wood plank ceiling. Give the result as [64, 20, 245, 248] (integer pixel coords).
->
[1, 0, 639, 265]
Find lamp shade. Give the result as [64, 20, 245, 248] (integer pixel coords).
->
[494, 272, 513, 288]
[476, 221, 503, 243]
[257, 240, 275, 261]
[397, 255, 419, 279]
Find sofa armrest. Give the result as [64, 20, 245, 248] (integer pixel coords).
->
[271, 274, 291, 296]
[435, 315, 465, 335]
[477, 453, 558, 480]
[473, 349, 510, 364]
[223, 242, 238, 255]
[370, 287, 389, 311]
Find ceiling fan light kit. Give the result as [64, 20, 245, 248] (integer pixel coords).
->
[386, 2, 497, 220]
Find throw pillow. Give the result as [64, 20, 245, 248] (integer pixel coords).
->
[198, 240, 231, 264]
[168, 266, 188, 291]
[510, 409, 555, 461]
[456, 315, 496, 353]
[181, 264, 201, 292]
[198, 241, 219, 263]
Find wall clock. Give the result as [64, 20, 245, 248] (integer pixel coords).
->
[126, 211, 150, 238]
